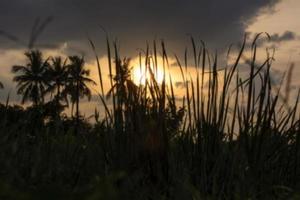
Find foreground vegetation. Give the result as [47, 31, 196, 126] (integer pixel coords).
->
[0, 35, 300, 199]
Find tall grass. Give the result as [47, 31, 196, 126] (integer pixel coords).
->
[0, 34, 299, 199]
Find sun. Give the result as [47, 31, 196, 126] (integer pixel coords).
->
[132, 65, 165, 85]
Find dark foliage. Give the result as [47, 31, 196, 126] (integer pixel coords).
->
[0, 36, 299, 199]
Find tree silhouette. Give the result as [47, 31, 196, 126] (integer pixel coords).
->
[65, 56, 96, 124]
[0, 81, 3, 89]
[46, 57, 68, 99]
[107, 58, 138, 103]
[43, 56, 69, 118]
[12, 50, 49, 105]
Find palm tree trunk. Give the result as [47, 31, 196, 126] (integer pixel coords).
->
[56, 84, 61, 117]
[57, 84, 60, 102]
[76, 96, 79, 122]
[76, 79, 80, 133]
[71, 103, 74, 117]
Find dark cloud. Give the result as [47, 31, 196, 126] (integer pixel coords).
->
[175, 81, 191, 89]
[253, 31, 298, 47]
[175, 81, 185, 88]
[0, 0, 281, 56]
[270, 31, 297, 42]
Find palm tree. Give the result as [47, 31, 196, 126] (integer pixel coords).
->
[46, 56, 69, 103]
[12, 50, 49, 105]
[107, 58, 138, 103]
[44, 56, 69, 118]
[65, 56, 96, 123]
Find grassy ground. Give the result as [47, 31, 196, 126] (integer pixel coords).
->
[0, 35, 300, 199]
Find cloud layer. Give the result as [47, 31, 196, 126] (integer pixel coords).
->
[0, 0, 288, 105]
[0, 0, 282, 54]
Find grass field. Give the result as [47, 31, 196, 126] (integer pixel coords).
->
[0, 34, 299, 199]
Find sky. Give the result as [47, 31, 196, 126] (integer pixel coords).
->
[0, 0, 299, 117]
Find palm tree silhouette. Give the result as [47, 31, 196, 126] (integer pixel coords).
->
[107, 58, 138, 103]
[65, 56, 96, 124]
[46, 57, 69, 102]
[43, 56, 69, 118]
[12, 50, 49, 105]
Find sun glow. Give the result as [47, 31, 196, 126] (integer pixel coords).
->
[132, 65, 165, 85]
